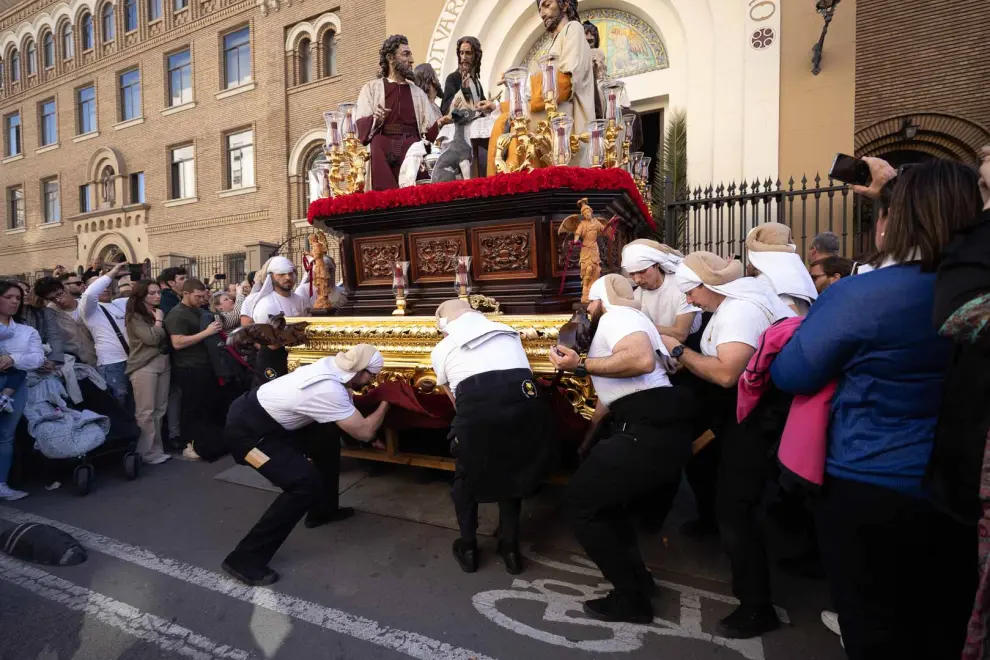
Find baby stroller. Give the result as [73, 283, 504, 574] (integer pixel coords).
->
[18, 377, 141, 496]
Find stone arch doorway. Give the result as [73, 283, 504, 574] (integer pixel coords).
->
[855, 113, 990, 166]
[85, 232, 137, 268]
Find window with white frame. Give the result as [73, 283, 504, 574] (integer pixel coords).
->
[102, 4, 115, 42]
[222, 27, 251, 88]
[226, 129, 254, 189]
[5, 112, 21, 156]
[119, 68, 141, 120]
[79, 183, 93, 212]
[43, 33, 55, 68]
[149, 0, 162, 20]
[81, 13, 94, 50]
[43, 179, 61, 223]
[167, 49, 192, 106]
[124, 0, 137, 31]
[40, 99, 57, 145]
[323, 30, 337, 76]
[130, 172, 145, 203]
[170, 144, 195, 198]
[298, 38, 311, 84]
[26, 40, 36, 75]
[7, 187, 24, 229]
[77, 84, 97, 134]
[62, 24, 74, 58]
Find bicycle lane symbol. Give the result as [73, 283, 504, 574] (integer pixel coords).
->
[471, 546, 789, 659]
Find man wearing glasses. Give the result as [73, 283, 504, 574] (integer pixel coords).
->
[33, 277, 98, 367]
[57, 272, 86, 301]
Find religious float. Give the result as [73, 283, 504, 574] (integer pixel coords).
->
[292, 65, 655, 472]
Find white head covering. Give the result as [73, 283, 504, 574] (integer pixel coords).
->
[621, 239, 684, 275]
[745, 224, 818, 303]
[242, 256, 296, 319]
[298, 345, 384, 387]
[434, 299, 518, 349]
[674, 252, 796, 322]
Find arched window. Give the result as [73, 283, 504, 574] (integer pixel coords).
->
[81, 13, 94, 50]
[62, 24, 74, 58]
[124, 0, 137, 32]
[298, 38, 311, 84]
[102, 4, 115, 42]
[9, 50, 19, 81]
[43, 33, 55, 68]
[322, 30, 336, 77]
[26, 40, 36, 75]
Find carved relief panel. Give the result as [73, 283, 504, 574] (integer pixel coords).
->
[470, 222, 538, 281]
[409, 229, 467, 284]
[353, 234, 406, 286]
[550, 219, 581, 277]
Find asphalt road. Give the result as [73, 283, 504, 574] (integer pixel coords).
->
[0, 458, 847, 660]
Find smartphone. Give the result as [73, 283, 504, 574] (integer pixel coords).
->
[215, 273, 227, 280]
[127, 264, 144, 281]
[829, 153, 871, 187]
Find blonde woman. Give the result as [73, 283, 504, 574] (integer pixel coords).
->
[125, 280, 171, 465]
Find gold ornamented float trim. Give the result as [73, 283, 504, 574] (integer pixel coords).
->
[286, 314, 597, 419]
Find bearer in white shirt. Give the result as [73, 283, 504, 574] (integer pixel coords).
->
[432, 299, 552, 577]
[221, 344, 388, 587]
[621, 239, 701, 343]
[240, 256, 309, 384]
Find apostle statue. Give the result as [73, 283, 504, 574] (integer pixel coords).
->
[486, 0, 594, 175]
[356, 35, 452, 190]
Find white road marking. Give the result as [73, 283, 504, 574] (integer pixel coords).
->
[472, 577, 766, 659]
[0, 506, 497, 660]
[0, 554, 257, 660]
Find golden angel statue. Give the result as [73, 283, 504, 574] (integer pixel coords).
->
[307, 231, 333, 313]
[558, 198, 611, 304]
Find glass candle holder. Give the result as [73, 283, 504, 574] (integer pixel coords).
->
[551, 115, 574, 166]
[453, 255, 472, 298]
[538, 53, 559, 106]
[586, 120, 607, 167]
[622, 114, 636, 143]
[338, 102, 358, 137]
[504, 67, 530, 120]
[308, 161, 330, 200]
[324, 110, 343, 152]
[629, 151, 644, 180]
[638, 156, 652, 183]
[599, 80, 625, 125]
[392, 261, 410, 316]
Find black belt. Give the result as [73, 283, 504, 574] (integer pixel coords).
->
[609, 420, 661, 440]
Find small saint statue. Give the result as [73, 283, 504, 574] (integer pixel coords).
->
[306, 231, 333, 313]
[101, 166, 116, 207]
[558, 198, 612, 304]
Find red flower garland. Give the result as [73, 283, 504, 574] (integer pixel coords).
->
[307, 167, 655, 229]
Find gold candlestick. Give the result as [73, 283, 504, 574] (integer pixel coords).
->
[392, 261, 409, 316]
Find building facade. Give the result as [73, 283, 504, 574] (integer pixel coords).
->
[1, 0, 988, 278]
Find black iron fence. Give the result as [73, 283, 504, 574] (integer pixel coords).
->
[662, 175, 877, 264]
[150, 253, 247, 290]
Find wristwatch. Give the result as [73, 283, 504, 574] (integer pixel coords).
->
[670, 345, 686, 359]
[574, 357, 588, 378]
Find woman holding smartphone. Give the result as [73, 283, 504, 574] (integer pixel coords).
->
[126, 280, 171, 465]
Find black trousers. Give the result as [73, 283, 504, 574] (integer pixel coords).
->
[566, 427, 691, 598]
[715, 397, 791, 607]
[817, 476, 976, 660]
[173, 364, 221, 447]
[451, 465, 521, 545]
[228, 422, 343, 570]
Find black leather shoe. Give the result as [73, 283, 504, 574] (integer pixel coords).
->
[452, 538, 478, 573]
[715, 604, 780, 639]
[221, 557, 280, 587]
[636, 570, 657, 598]
[582, 591, 654, 624]
[305, 507, 355, 529]
[497, 541, 524, 575]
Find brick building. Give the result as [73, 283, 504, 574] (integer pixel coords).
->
[0, 0, 385, 280]
[1, 0, 988, 279]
